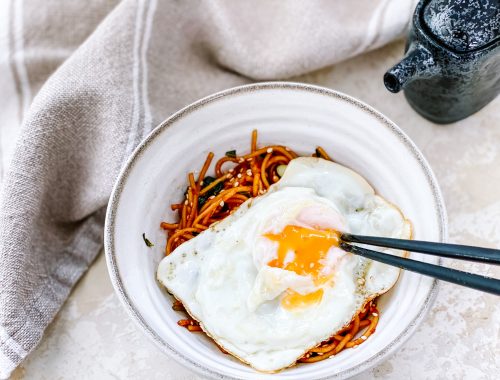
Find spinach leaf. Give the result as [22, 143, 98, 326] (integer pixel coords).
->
[198, 176, 224, 207]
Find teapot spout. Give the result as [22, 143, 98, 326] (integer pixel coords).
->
[384, 44, 438, 93]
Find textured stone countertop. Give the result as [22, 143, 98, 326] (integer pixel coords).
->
[10, 40, 500, 380]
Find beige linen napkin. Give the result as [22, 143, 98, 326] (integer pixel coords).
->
[0, 0, 417, 377]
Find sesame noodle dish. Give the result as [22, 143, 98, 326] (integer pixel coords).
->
[156, 130, 410, 372]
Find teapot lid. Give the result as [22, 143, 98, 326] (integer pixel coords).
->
[422, 0, 500, 52]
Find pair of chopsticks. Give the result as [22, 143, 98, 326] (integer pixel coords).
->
[340, 234, 500, 296]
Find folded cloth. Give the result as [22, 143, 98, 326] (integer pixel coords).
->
[0, 0, 417, 377]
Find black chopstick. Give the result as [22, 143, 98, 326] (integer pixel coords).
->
[341, 233, 500, 265]
[340, 243, 500, 296]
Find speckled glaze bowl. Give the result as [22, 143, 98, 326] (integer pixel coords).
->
[104, 82, 447, 379]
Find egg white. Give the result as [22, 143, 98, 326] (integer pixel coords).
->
[157, 157, 411, 372]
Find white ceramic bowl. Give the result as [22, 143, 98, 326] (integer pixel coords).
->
[104, 82, 447, 379]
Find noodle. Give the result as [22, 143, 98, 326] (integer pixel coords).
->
[251, 129, 258, 152]
[160, 222, 178, 230]
[197, 152, 214, 189]
[160, 130, 380, 364]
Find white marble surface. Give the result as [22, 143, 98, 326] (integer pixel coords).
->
[11, 40, 500, 380]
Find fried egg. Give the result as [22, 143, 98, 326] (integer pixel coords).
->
[157, 157, 411, 372]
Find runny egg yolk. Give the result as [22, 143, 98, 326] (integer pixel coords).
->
[264, 225, 341, 310]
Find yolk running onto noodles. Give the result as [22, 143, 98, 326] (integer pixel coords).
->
[264, 225, 341, 310]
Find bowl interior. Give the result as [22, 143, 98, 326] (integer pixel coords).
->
[105, 83, 445, 380]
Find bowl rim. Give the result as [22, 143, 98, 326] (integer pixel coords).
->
[104, 81, 448, 379]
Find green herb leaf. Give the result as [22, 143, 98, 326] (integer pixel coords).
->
[142, 233, 154, 247]
[198, 176, 224, 207]
[202, 176, 217, 186]
[198, 195, 208, 207]
[225, 150, 237, 158]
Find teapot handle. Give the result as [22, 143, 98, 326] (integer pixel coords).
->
[384, 43, 439, 93]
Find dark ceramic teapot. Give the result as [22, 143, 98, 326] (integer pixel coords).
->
[384, 0, 500, 124]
